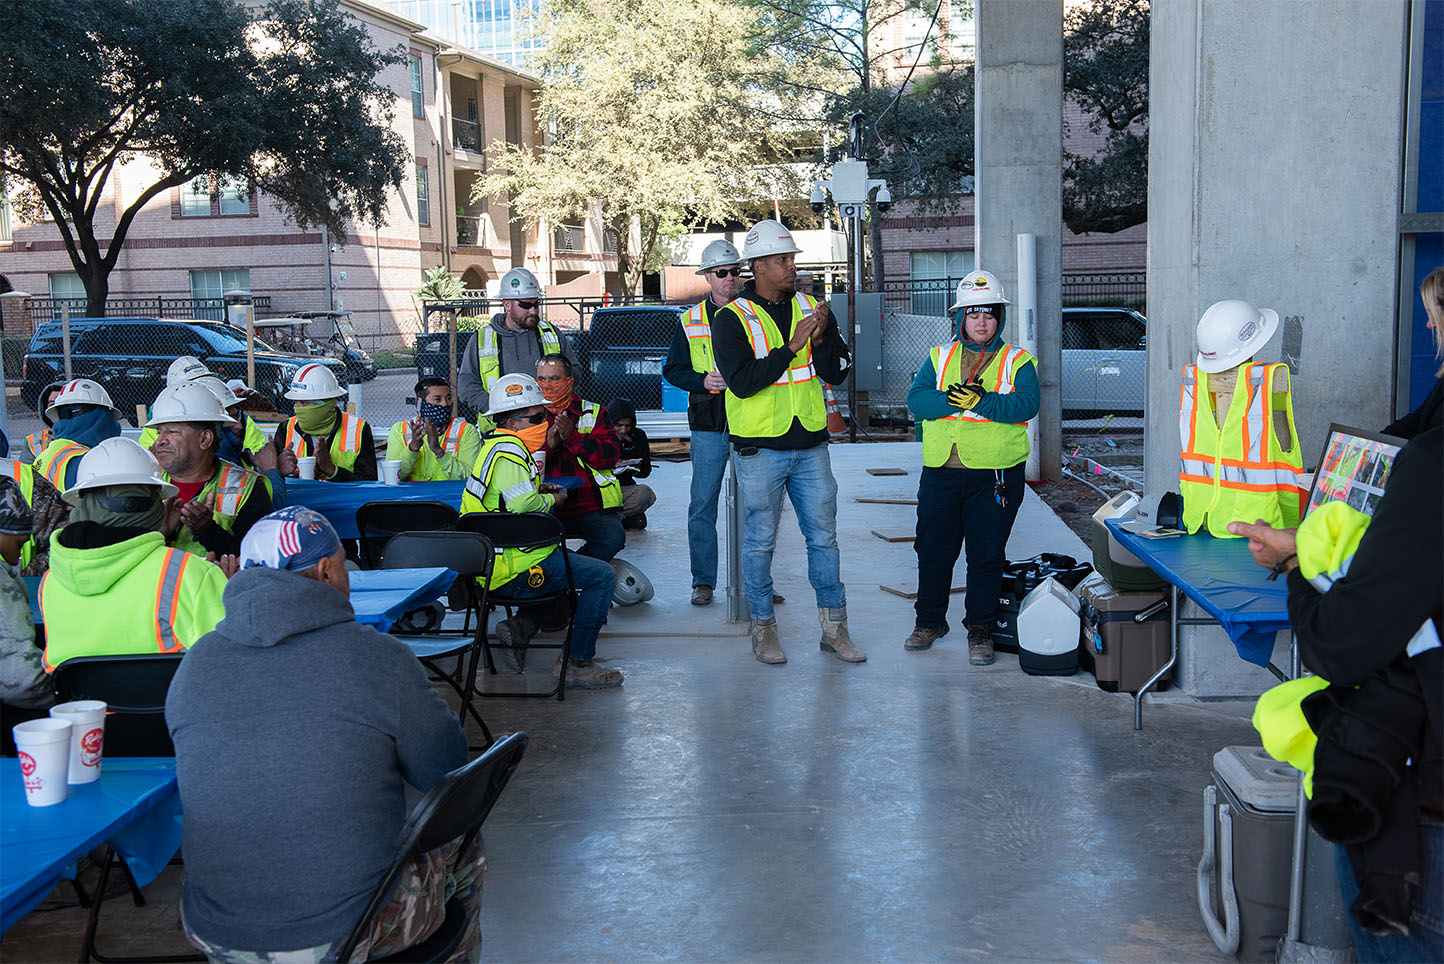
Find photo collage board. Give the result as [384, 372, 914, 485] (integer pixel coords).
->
[1306, 425, 1407, 518]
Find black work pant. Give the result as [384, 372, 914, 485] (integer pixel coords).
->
[914, 462, 1025, 629]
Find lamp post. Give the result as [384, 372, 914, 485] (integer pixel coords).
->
[811, 113, 891, 443]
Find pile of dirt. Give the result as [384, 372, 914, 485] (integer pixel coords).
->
[1029, 473, 1124, 549]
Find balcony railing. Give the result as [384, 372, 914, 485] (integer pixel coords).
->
[451, 117, 481, 153]
[456, 215, 483, 247]
[554, 224, 584, 252]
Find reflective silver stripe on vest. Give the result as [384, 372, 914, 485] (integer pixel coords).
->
[214, 465, 247, 516]
[155, 550, 187, 652]
[1179, 369, 1198, 456]
[1243, 367, 1267, 463]
[464, 474, 487, 501]
[734, 298, 817, 386]
[478, 439, 531, 485]
[578, 403, 598, 432]
[444, 419, 467, 454]
[479, 326, 499, 359]
[502, 480, 535, 502]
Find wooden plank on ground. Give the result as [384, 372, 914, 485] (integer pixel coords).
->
[880, 580, 965, 599]
[856, 497, 918, 505]
[866, 467, 908, 476]
[871, 527, 916, 542]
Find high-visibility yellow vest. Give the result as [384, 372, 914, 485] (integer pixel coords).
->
[41, 542, 226, 671]
[0, 458, 37, 568]
[575, 402, 623, 510]
[24, 429, 51, 461]
[460, 433, 556, 589]
[920, 342, 1034, 470]
[165, 462, 264, 556]
[682, 302, 717, 375]
[394, 417, 477, 481]
[281, 413, 368, 475]
[1179, 362, 1304, 537]
[474, 320, 563, 432]
[35, 439, 89, 490]
[722, 293, 826, 438]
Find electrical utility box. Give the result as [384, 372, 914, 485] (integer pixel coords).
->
[829, 292, 884, 391]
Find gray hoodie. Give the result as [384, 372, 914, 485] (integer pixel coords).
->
[166, 566, 466, 953]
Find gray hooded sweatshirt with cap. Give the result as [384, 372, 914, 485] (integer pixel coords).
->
[166, 566, 466, 953]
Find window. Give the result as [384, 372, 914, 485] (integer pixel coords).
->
[49, 273, 86, 301]
[909, 250, 975, 315]
[190, 268, 251, 303]
[180, 176, 211, 216]
[410, 55, 425, 117]
[416, 165, 430, 225]
[218, 174, 250, 215]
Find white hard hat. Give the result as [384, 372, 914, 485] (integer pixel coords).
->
[191, 375, 241, 408]
[498, 267, 543, 300]
[166, 356, 211, 386]
[740, 220, 803, 261]
[63, 437, 177, 505]
[695, 240, 742, 275]
[146, 382, 237, 427]
[1194, 300, 1279, 373]
[283, 363, 346, 401]
[46, 378, 118, 421]
[486, 373, 546, 417]
[610, 558, 654, 606]
[947, 270, 1011, 314]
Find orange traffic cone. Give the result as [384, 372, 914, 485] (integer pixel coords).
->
[824, 387, 847, 435]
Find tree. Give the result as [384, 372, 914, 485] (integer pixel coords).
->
[0, 0, 408, 316]
[1062, 0, 1149, 234]
[476, 0, 808, 294]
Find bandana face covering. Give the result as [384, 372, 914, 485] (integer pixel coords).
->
[505, 421, 549, 454]
[540, 377, 573, 414]
[70, 485, 167, 531]
[294, 400, 339, 436]
[419, 400, 451, 431]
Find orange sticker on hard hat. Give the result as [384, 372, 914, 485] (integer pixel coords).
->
[505, 384, 523, 395]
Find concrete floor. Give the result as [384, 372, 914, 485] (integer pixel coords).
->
[2, 442, 1261, 962]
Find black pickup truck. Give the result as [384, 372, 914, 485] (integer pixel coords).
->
[570, 305, 683, 410]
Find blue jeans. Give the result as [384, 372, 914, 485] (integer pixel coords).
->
[562, 510, 625, 562]
[733, 444, 845, 620]
[497, 549, 614, 662]
[687, 430, 730, 587]
[1335, 823, 1444, 963]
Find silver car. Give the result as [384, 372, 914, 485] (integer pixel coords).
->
[1060, 307, 1147, 415]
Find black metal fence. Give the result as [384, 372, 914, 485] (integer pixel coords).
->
[23, 295, 274, 329]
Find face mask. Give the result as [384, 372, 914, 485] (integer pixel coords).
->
[540, 377, 573, 414]
[505, 420, 549, 453]
[295, 400, 339, 436]
[419, 400, 451, 431]
[217, 420, 245, 465]
[55, 407, 122, 448]
[70, 485, 167, 531]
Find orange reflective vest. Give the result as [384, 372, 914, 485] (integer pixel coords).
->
[282, 413, 367, 475]
[1178, 362, 1305, 537]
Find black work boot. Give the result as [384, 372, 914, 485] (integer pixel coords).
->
[966, 623, 995, 666]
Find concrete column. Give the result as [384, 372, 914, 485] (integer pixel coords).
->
[974, 0, 1064, 481]
[1146, 0, 1408, 696]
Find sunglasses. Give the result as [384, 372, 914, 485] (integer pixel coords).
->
[515, 300, 539, 310]
[510, 411, 547, 425]
[711, 268, 742, 278]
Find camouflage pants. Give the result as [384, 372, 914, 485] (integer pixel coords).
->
[185, 833, 486, 964]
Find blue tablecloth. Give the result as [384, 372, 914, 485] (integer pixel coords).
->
[1105, 519, 1292, 666]
[1, 758, 182, 934]
[286, 480, 465, 539]
[348, 567, 457, 633]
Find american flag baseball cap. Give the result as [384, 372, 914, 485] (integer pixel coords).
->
[240, 506, 341, 573]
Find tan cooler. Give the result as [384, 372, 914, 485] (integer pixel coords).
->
[1075, 571, 1172, 694]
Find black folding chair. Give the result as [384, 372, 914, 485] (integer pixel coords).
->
[381, 531, 495, 749]
[456, 512, 577, 700]
[332, 732, 529, 964]
[356, 500, 459, 569]
[52, 654, 201, 963]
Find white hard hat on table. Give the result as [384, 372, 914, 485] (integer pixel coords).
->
[46, 378, 118, 421]
[740, 220, 803, 261]
[146, 383, 237, 427]
[695, 240, 743, 275]
[1194, 300, 1279, 373]
[486, 373, 546, 417]
[284, 363, 347, 401]
[498, 267, 544, 300]
[166, 356, 211, 386]
[947, 270, 1011, 314]
[63, 437, 177, 504]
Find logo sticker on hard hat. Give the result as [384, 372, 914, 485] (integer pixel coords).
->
[972, 277, 989, 288]
[1237, 321, 1256, 342]
[746, 230, 759, 245]
[510, 277, 520, 288]
[505, 384, 522, 395]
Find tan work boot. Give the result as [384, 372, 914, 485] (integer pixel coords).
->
[819, 607, 866, 663]
[751, 618, 786, 664]
[554, 655, 624, 689]
[903, 625, 947, 652]
[495, 616, 536, 673]
[966, 623, 996, 666]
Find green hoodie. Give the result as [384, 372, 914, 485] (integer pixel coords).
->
[41, 527, 228, 670]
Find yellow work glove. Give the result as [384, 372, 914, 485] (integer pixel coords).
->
[946, 382, 985, 411]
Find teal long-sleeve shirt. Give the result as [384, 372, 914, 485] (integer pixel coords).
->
[907, 347, 1040, 424]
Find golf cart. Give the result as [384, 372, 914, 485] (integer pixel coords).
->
[251, 310, 378, 382]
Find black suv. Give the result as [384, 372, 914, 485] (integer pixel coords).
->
[571, 305, 684, 410]
[21, 317, 346, 423]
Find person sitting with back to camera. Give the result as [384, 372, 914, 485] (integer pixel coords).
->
[461, 374, 621, 690]
[385, 377, 482, 481]
[606, 397, 655, 531]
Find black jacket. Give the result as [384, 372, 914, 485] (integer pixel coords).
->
[709, 281, 850, 450]
[1382, 377, 1442, 441]
[663, 299, 727, 434]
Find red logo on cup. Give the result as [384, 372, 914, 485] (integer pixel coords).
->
[18, 751, 35, 776]
[81, 728, 103, 766]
